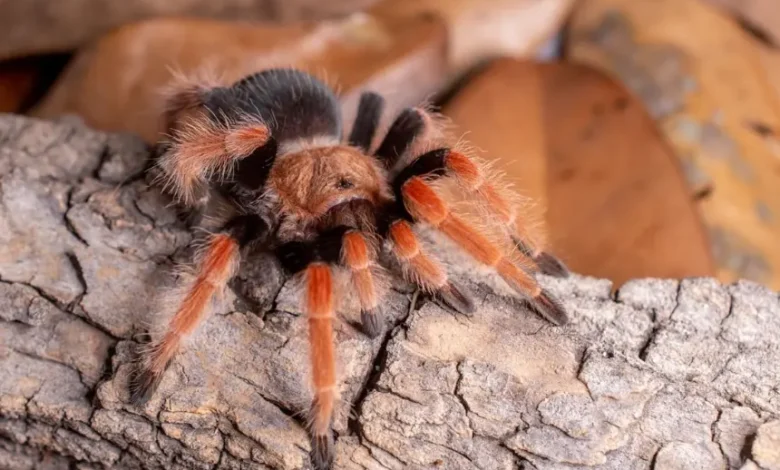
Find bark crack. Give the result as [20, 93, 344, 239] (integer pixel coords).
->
[2, 115, 779, 470]
[347, 289, 418, 439]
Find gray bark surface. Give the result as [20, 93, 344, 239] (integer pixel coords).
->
[0, 113, 779, 470]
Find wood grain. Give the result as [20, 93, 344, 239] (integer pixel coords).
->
[443, 59, 715, 288]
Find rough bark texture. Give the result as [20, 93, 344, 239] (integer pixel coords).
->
[0, 113, 779, 470]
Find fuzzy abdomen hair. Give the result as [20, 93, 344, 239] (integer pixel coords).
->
[203, 68, 343, 145]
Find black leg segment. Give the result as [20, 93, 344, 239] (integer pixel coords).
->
[391, 148, 450, 197]
[374, 108, 426, 167]
[349, 92, 385, 152]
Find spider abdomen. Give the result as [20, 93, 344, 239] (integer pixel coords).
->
[204, 68, 343, 145]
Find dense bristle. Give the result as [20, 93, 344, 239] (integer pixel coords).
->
[528, 290, 569, 326]
[128, 363, 165, 405]
[535, 252, 570, 278]
[310, 432, 334, 470]
[207, 68, 343, 145]
[438, 282, 476, 315]
[361, 309, 383, 338]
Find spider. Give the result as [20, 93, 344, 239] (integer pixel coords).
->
[129, 67, 570, 469]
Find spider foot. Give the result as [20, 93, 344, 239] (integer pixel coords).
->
[438, 281, 476, 315]
[310, 430, 334, 470]
[527, 289, 568, 326]
[534, 251, 570, 278]
[360, 309, 384, 338]
[128, 362, 163, 406]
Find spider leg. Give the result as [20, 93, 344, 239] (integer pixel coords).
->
[395, 148, 570, 278]
[275, 230, 349, 470]
[155, 91, 274, 205]
[446, 150, 570, 277]
[348, 92, 385, 152]
[303, 262, 338, 470]
[341, 230, 385, 338]
[274, 223, 396, 468]
[374, 107, 428, 168]
[386, 219, 475, 314]
[129, 215, 267, 404]
[161, 79, 216, 136]
[398, 176, 568, 325]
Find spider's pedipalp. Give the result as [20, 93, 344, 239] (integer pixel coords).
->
[277, 223, 387, 337]
[311, 433, 334, 470]
[349, 92, 385, 152]
[387, 219, 475, 315]
[399, 176, 568, 325]
[130, 214, 268, 405]
[275, 225, 390, 467]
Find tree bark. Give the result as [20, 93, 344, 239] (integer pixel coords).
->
[0, 114, 778, 470]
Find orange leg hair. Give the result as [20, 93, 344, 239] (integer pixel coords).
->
[402, 177, 568, 325]
[387, 219, 474, 314]
[441, 150, 569, 277]
[156, 114, 271, 205]
[130, 233, 240, 404]
[341, 231, 385, 337]
[161, 82, 210, 136]
[305, 263, 337, 470]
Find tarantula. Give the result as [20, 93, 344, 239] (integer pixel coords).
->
[130, 68, 570, 469]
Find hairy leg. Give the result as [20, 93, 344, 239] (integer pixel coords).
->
[275, 225, 389, 469]
[348, 92, 385, 152]
[399, 176, 568, 325]
[155, 113, 272, 205]
[394, 148, 569, 277]
[373, 107, 428, 168]
[341, 230, 386, 337]
[130, 215, 266, 404]
[130, 233, 239, 403]
[386, 219, 474, 314]
[304, 262, 338, 470]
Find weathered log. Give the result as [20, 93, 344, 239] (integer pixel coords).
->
[0, 114, 779, 469]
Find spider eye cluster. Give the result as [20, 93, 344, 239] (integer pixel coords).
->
[337, 178, 354, 189]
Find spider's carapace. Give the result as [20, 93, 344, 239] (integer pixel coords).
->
[131, 68, 570, 470]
